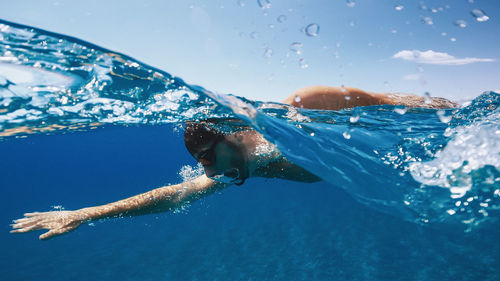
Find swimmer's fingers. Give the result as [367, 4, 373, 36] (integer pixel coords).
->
[39, 224, 80, 240]
[10, 222, 44, 233]
[23, 212, 43, 217]
[10, 214, 56, 233]
[11, 210, 85, 239]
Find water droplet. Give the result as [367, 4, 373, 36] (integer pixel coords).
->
[431, 8, 438, 13]
[304, 23, 320, 37]
[189, 3, 195, 9]
[349, 115, 360, 123]
[250, 32, 258, 39]
[447, 209, 456, 215]
[424, 92, 432, 104]
[294, 95, 301, 103]
[471, 9, 489, 22]
[277, 15, 287, 23]
[343, 131, 351, 139]
[310, 132, 315, 137]
[391, 29, 397, 34]
[263, 48, 273, 58]
[346, 0, 356, 8]
[422, 17, 433, 25]
[289, 42, 303, 54]
[441, 32, 447, 36]
[341, 85, 346, 93]
[436, 110, 452, 123]
[394, 107, 407, 115]
[454, 20, 467, 28]
[257, 0, 271, 9]
[299, 58, 308, 69]
[344, 96, 351, 101]
[348, 20, 356, 27]
[394, 4, 404, 11]
[268, 24, 275, 29]
[450, 37, 457, 42]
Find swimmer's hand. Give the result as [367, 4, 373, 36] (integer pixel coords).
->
[10, 175, 224, 240]
[10, 210, 88, 240]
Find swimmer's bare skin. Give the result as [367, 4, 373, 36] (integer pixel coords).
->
[10, 86, 457, 239]
[11, 175, 225, 239]
[284, 86, 457, 110]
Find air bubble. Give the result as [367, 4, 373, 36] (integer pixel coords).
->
[257, 0, 271, 9]
[394, 5, 404, 11]
[343, 131, 351, 139]
[289, 42, 303, 54]
[471, 9, 489, 22]
[304, 23, 320, 37]
[454, 20, 467, 28]
[346, 0, 355, 8]
[277, 15, 287, 23]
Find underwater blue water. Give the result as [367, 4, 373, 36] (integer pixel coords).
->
[1, 20, 500, 280]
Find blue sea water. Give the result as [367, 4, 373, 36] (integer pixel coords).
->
[1, 20, 499, 280]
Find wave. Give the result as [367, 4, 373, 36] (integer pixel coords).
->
[1, 19, 498, 228]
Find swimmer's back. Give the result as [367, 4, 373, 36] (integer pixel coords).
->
[284, 85, 458, 110]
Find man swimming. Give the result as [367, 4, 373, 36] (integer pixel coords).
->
[10, 86, 457, 239]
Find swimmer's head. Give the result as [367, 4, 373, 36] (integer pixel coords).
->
[184, 120, 249, 185]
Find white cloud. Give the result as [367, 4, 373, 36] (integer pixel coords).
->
[393, 50, 495, 65]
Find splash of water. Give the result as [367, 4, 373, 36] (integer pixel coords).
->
[0, 20, 227, 133]
[1, 20, 499, 228]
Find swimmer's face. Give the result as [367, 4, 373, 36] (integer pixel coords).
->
[184, 122, 248, 185]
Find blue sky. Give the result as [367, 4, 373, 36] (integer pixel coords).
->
[1, 0, 499, 102]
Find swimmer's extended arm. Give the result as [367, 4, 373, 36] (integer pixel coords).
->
[11, 175, 226, 240]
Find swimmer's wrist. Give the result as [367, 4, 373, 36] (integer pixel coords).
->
[77, 206, 108, 221]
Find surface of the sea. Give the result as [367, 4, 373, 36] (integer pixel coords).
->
[1, 20, 499, 280]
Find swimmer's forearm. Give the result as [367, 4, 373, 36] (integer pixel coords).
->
[77, 175, 225, 220]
